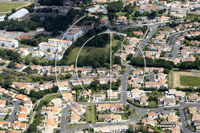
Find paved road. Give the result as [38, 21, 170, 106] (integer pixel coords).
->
[63, 102, 200, 133]
[121, 65, 132, 104]
[136, 25, 158, 57]
[179, 108, 194, 133]
[0, 96, 20, 123]
[61, 106, 71, 131]
[172, 46, 180, 59]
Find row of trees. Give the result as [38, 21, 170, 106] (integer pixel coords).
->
[72, 79, 121, 92]
[38, 0, 65, 6]
[134, 11, 156, 19]
[185, 35, 200, 41]
[116, 26, 148, 37]
[0, 8, 82, 32]
[108, 1, 123, 13]
[130, 57, 200, 72]
[130, 57, 175, 70]
[0, 49, 21, 63]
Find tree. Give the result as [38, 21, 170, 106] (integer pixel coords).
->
[31, 97, 37, 103]
[39, 79, 44, 84]
[4, 113, 9, 120]
[126, 54, 133, 60]
[51, 86, 58, 93]
[90, 80, 100, 88]
[134, 11, 140, 17]
[149, 11, 156, 19]
[25, 58, 31, 65]
[7, 61, 16, 69]
[123, 4, 134, 15]
[27, 123, 37, 132]
[30, 15, 40, 22]
[108, 1, 123, 13]
[114, 56, 121, 65]
[65, 73, 72, 79]
[12, 9, 16, 13]
[127, 111, 131, 116]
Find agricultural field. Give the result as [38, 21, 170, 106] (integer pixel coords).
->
[0, 2, 32, 13]
[180, 76, 200, 86]
[169, 70, 200, 88]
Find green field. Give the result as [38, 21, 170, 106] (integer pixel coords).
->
[180, 76, 200, 86]
[67, 39, 121, 63]
[86, 104, 96, 123]
[0, 2, 30, 13]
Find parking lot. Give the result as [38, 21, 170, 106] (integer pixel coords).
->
[0, 30, 51, 39]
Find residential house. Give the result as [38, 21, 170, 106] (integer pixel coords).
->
[24, 100, 32, 108]
[39, 42, 62, 53]
[13, 121, 26, 130]
[18, 113, 27, 121]
[65, 28, 83, 42]
[18, 48, 29, 56]
[98, 113, 121, 121]
[132, 69, 143, 76]
[48, 38, 72, 48]
[0, 100, 6, 108]
[50, 98, 62, 108]
[163, 98, 175, 106]
[32, 51, 44, 57]
[107, 89, 118, 99]
[15, 94, 29, 101]
[167, 114, 177, 122]
[96, 68, 107, 74]
[0, 37, 19, 48]
[17, 35, 29, 40]
[93, 94, 106, 101]
[142, 118, 157, 126]
[148, 112, 158, 119]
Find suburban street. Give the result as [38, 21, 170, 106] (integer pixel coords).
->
[136, 25, 158, 57]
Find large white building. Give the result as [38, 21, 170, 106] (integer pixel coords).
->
[45, 52, 55, 60]
[0, 14, 6, 22]
[65, 28, 83, 42]
[0, 37, 19, 48]
[8, 8, 29, 20]
[48, 38, 72, 48]
[18, 48, 29, 56]
[32, 51, 44, 57]
[39, 42, 62, 53]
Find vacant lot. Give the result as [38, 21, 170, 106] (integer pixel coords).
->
[180, 76, 200, 86]
[0, 2, 31, 13]
[86, 104, 96, 123]
[67, 39, 121, 63]
[170, 70, 200, 88]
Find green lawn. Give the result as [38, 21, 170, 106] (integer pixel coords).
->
[67, 124, 86, 129]
[0, 2, 30, 12]
[86, 104, 96, 123]
[115, 12, 126, 16]
[180, 76, 200, 86]
[66, 39, 121, 64]
[24, 53, 49, 63]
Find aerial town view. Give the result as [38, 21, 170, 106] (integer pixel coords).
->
[1, 0, 200, 132]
